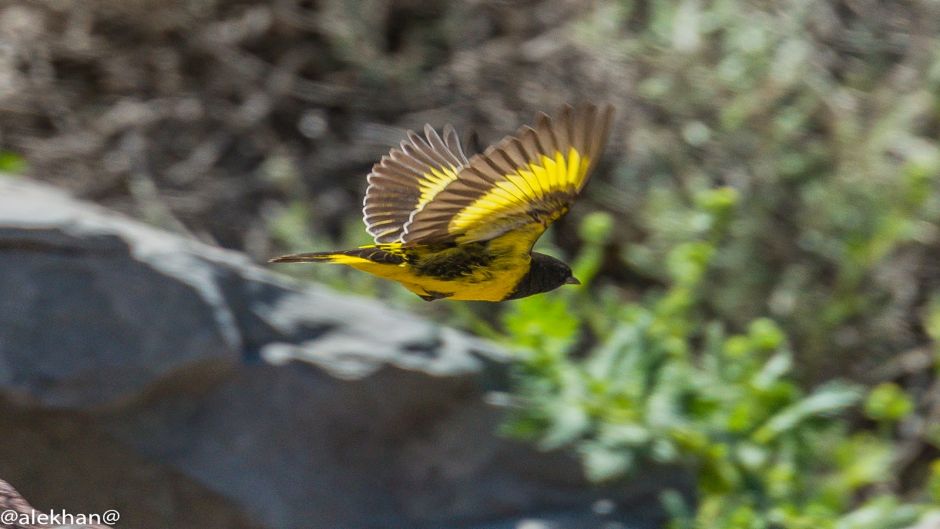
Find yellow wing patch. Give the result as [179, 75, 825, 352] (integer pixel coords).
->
[402, 103, 614, 249]
[417, 166, 461, 211]
[449, 147, 590, 240]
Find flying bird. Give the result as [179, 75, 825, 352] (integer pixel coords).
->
[270, 103, 614, 302]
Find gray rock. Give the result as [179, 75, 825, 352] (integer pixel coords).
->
[0, 176, 498, 409]
[0, 399, 265, 529]
[0, 176, 686, 529]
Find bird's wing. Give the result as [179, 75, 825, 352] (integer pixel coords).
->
[363, 124, 470, 243]
[401, 103, 614, 249]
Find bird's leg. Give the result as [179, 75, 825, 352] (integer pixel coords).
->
[417, 290, 452, 302]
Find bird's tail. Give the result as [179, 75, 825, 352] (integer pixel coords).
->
[269, 246, 406, 265]
[269, 251, 345, 264]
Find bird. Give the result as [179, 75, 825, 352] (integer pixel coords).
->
[270, 102, 614, 302]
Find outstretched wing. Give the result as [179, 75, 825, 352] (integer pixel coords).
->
[363, 124, 470, 243]
[401, 103, 614, 248]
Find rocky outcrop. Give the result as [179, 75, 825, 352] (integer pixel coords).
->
[0, 176, 683, 529]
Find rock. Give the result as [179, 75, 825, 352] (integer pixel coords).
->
[0, 175, 686, 529]
[0, 477, 111, 529]
[0, 397, 266, 529]
[907, 514, 940, 529]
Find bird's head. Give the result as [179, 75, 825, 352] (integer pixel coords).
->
[504, 252, 580, 300]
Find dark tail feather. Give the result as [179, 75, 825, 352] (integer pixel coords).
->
[269, 247, 406, 265]
[269, 251, 340, 263]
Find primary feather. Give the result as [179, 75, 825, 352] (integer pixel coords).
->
[363, 124, 470, 243]
[404, 103, 613, 249]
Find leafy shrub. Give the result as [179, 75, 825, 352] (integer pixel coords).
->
[572, 0, 940, 381]
[500, 191, 939, 528]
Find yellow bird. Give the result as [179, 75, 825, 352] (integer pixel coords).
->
[270, 103, 614, 302]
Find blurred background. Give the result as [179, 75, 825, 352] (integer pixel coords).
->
[2, 0, 940, 527]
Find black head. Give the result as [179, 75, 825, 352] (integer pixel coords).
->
[504, 252, 580, 300]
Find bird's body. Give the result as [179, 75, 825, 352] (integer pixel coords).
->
[285, 236, 528, 301]
[271, 103, 614, 302]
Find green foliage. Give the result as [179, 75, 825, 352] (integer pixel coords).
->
[925, 296, 940, 354]
[0, 151, 26, 174]
[929, 461, 940, 504]
[864, 383, 914, 424]
[494, 4, 940, 520]
[577, 0, 940, 379]
[501, 190, 938, 528]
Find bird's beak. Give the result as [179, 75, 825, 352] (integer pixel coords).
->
[565, 276, 581, 285]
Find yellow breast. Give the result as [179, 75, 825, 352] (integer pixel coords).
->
[348, 231, 536, 301]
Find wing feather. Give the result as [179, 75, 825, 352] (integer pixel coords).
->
[363, 123, 470, 243]
[401, 103, 614, 248]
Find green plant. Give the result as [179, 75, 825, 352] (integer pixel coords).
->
[500, 190, 938, 528]
[575, 0, 940, 381]
[0, 151, 26, 174]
